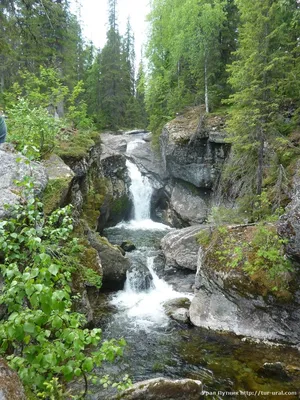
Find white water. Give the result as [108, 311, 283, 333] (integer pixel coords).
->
[110, 139, 189, 329]
[126, 159, 153, 221]
[111, 257, 190, 329]
[116, 139, 171, 231]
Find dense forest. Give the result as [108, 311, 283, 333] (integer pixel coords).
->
[1, 0, 300, 209]
[1, 0, 300, 398]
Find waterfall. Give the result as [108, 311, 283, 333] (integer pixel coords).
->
[120, 139, 169, 230]
[111, 256, 188, 329]
[126, 160, 153, 221]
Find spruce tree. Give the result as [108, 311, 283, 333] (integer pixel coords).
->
[226, 0, 299, 198]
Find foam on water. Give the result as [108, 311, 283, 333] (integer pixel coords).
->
[111, 257, 192, 329]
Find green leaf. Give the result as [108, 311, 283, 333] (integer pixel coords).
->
[24, 322, 35, 334]
[49, 264, 59, 276]
[82, 358, 93, 373]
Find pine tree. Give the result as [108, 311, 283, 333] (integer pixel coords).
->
[226, 0, 299, 197]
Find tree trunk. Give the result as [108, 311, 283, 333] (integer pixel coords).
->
[204, 56, 209, 113]
[256, 131, 264, 195]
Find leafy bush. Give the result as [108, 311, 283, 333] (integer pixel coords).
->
[0, 178, 128, 398]
[7, 98, 61, 159]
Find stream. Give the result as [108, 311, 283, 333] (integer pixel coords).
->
[88, 140, 300, 399]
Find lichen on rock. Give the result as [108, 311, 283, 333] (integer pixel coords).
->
[42, 154, 74, 214]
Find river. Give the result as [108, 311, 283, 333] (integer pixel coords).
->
[87, 140, 300, 400]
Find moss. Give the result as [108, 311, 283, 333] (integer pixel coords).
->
[55, 131, 97, 160]
[43, 177, 72, 214]
[70, 221, 103, 291]
[82, 177, 108, 229]
[111, 195, 130, 216]
[199, 224, 294, 300]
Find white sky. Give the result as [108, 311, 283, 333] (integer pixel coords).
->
[71, 0, 150, 60]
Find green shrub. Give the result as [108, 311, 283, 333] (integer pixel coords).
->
[0, 178, 128, 398]
[7, 98, 61, 159]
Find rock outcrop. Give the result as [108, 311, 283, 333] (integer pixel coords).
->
[278, 160, 300, 261]
[42, 154, 75, 214]
[168, 183, 209, 226]
[87, 229, 130, 291]
[160, 107, 229, 190]
[110, 378, 202, 400]
[189, 226, 300, 344]
[0, 358, 26, 400]
[0, 144, 48, 219]
[161, 225, 205, 271]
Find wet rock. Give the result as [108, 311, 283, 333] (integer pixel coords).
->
[126, 263, 154, 292]
[121, 240, 136, 252]
[110, 377, 202, 400]
[278, 160, 300, 261]
[169, 307, 190, 323]
[98, 150, 132, 231]
[42, 154, 74, 214]
[161, 225, 205, 271]
[258, 362, 290, 381]
[87, 229, 130, 291]
[127, 139, 167, 184]
[164, 297, 191, 324]
[0, 357, 26, 399]
[0, 144, 48, 219]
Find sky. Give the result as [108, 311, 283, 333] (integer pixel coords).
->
[70, 0, 150, 60]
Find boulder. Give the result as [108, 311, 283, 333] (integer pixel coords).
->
[0, 358, 26, 400]
[0, 144, 48, 219]
[189, 227, 300, 344]
[121, 240, 136, 252]
[110, 378, 202, 400]
[98, 150, 132, 231]
[42, 154, 74, 214]
[87, 229, 130, 291]
[163, 297, 191, 324]
[126, 264, 154, 292]
[278, 160, 300, 261]
[169, 183, 209, 225]
[161, 225, 204, 271]
[258, 362, 290, 381]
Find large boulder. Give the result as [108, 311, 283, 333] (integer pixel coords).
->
[189, 226, 300, 343]
[42, 154, 75, 214]
[0, 144, 48, 219]
[169, 183, 209, 226]
[98, 147, 132, 231]
[87, 229, 130, 291]
[0, 358, 26, 400]
[161, 225, 205, 271]
[160, 107, 229, 190]
[278, 160, 300, 261]
[110, 378, 202, 400]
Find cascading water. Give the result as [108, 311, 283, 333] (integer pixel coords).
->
[126, 159, 153, 221]
[90, 137, 300, 400]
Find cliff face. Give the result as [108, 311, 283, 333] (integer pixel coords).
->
[160, 107, 229, 190]
[152, 107, 230, 226]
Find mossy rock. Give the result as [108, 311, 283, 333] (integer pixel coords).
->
[42, 154, 74, 214]
[199, 224, 295, 300]
[55, 131, 99, 161]
[82, 176, 109, 229]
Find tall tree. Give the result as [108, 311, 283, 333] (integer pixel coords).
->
[226, 0, 300, 197]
